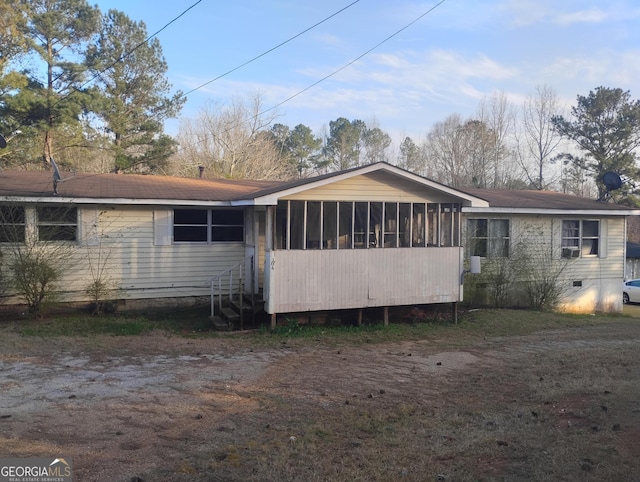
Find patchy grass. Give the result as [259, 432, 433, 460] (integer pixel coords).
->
[2, 307, 640, 481]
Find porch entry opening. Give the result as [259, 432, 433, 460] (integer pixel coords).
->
[274, 200, 460, 250]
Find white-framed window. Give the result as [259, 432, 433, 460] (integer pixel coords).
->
[467, 218, 510, 258]
[37, 206, 77, 241]
[0, 205, 26, 243]
[173, 208, 244, 243]
[562, 219, 599, 257]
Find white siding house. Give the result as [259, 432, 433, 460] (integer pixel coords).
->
[1, 163, 637, 322]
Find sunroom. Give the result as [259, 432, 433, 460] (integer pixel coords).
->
[252, 164, 488, 324]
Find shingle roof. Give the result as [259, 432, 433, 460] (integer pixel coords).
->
[459, 187, 632, 211]
[0, 168, 636, 213]
[0, 170, 280, 201]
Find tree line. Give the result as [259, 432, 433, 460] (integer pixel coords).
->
[2, 0, 640, 206]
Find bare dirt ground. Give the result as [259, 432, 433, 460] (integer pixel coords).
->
[2, 312, 640, 481]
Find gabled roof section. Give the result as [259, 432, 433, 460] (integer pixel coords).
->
[0, 170, 279, 205]
[460, 187, 639, 215]
[248, 162, 490, 206]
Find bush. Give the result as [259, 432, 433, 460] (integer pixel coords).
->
[10, 254, 61, 316]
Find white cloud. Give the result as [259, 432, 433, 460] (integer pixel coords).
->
[554, 8, 608, 25]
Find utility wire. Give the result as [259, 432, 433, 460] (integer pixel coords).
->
[56, 0, 203, 105]
[261, 0, 448, 116]
[179, 0, 361, 101]
[170, 0, 448, 159]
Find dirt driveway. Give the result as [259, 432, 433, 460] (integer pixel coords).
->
[2, 314, 640, 481]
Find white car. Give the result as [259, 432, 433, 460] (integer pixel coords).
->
[623, 279, 640, 304]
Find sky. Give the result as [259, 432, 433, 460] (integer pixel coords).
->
[91, 0, 640, 144]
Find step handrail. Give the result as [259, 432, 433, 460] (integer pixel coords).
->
[209, 264, 244, 320]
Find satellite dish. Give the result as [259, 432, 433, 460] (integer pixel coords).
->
[0, 134, 6, 149]
[603, 172, 622, 191]
[599, 172, 623, 202]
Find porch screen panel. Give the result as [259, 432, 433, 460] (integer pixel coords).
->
[384, 202, 398, 247]
[275, 201, 288, 249]
[369, 202, 382, 248]
[399, 203, 411, 247]
[323, 201, 338, 249]
[427, 203, 438, 246]
[338, 202, 353, 249]
[412, 203, 425, 247]
[290, 201, 305, 250]
[354, 202, 368, 249]
[440, 203, 453, 247]
[306, 201, 321, 249]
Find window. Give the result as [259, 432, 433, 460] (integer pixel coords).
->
[211, 210, 244, 242]
[37, 206, 77, 241]
[174, 209, 207, 242]
[173, 208, 244, 243]
[0, 205, 26, 243]
[562, 220, 599, 257]
[468, 218, 510, 258]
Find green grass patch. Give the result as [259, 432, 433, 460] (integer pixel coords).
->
[17, 315, 168, 337]
[2, 305, 626, 342]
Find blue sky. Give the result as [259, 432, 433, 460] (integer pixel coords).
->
[92, 0, 640, 142]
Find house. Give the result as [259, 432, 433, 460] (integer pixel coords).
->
[0, 163, 637, 324]
[459, 186, 637, 313]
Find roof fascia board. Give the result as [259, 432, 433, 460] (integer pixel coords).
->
[463, 207, 640, 216]
[252, 163, 490, 206]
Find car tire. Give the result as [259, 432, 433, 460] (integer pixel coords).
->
[623, 292, 630, 304]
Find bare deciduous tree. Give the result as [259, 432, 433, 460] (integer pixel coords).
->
[515, 85, 564, 190]
[171, 94, 291, 180]
[476, 91, 517, 188]
[423, 114, 469, 188]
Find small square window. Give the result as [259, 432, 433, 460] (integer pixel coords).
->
[0, 205, 26, 243]
[37, 206, 77, 241]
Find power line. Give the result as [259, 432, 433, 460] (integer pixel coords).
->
[262, 0, 448, 116]
[171, 0, 448, 160]
[57, 0, 203, 105]
[179, 0, 361, 101]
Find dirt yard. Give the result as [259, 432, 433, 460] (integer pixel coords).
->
[2, 311, 640, 481]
